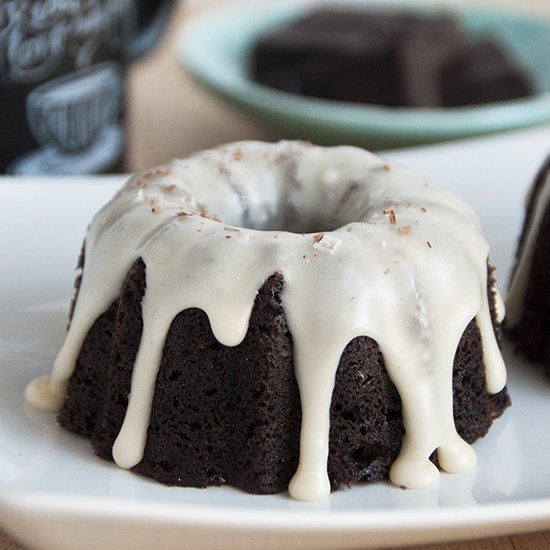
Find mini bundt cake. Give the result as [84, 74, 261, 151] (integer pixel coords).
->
[506, 154, 550, 368]
[25, 141, 510, 501]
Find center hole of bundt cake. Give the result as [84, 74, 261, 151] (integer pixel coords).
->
[220, 203, 349, 234]
[228, 192, 353, 234]
[207, 153, 365, 233]
[262, 213, 346, 234]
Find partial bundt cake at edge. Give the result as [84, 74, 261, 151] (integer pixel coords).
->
[25, 141, 510, 501]
[506, 154, 550, 368]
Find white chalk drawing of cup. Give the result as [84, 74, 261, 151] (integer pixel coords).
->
[26, 61, 123, 154]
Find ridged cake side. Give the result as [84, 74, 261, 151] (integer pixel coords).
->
[57, 259, 509, 494]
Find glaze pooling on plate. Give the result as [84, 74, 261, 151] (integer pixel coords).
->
[25, 140, 507, 501]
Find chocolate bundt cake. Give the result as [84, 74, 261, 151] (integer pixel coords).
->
[26, 141, 510, 501]
[506, 154, 550, 367]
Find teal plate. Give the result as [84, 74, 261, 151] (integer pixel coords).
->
[178, 2, 550, 149]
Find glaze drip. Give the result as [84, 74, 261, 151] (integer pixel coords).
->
[25, 141, 507, 501]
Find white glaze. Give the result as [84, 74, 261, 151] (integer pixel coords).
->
[507, 167, 550, 325]
[25, 141, 507, 501]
